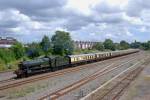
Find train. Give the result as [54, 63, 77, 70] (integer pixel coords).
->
[15, 49, 139, 78]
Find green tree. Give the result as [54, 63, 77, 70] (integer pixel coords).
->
[130, 40, 141, 49]
[103, 39, 115, 51]
[26, 42, 42, 58]
[40, 35, 52, 56]
[120, 40, 130, 50]
[114, 43, 121, 50]
[93, 42, 104, 51]
[11, 42, 25, 59]
[51, 30, 74, 55]
[141, 41, 150, 50]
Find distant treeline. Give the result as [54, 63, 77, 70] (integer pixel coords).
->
[93, 39, 150, 51]
[0, 30, 150, 70]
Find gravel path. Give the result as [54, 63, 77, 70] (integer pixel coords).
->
[0, 71, 16, 82]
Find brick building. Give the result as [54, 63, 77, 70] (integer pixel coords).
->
[73, 41, 99, 49]
[0, 37, 17, 48]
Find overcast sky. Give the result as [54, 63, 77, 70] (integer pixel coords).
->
[0, 0, 150, 43]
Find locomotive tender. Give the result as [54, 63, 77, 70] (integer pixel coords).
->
[15, 49, 139, 78]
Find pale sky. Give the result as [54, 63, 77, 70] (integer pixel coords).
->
[0, 0, 150, 43]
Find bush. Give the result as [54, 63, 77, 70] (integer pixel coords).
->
[11, 42, 25, 59]
[0, 49, 17, 71]
[0, 58, 6, 71]
[0, 48, 16, 64]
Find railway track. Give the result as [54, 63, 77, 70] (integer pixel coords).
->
[81, 58, 150, 100]
[98, 58, 150, 100]
[0, 53, 140, 90]
[38, 56, 144, 100]
[100, 67, 143, 100]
